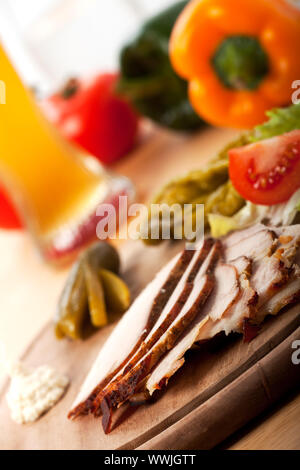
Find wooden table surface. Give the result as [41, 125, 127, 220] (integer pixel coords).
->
[0, 125, 299, 450]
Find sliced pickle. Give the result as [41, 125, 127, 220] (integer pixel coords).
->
[84, 259, 108, 328]
[151, 159, 229, 206]
[142, 138, 251, 246]
[100, 269, 131, 314]
[55, 259, 88, 340]
[54, 242, 130, 340]
[85, 241, 120, 274]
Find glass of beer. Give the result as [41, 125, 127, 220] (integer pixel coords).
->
[0, 43, 134, 264]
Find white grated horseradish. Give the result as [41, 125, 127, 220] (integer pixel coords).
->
[5, 361, 69, 424]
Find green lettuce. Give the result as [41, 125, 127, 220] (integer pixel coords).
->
[209, 189, 300, 237]
[250, 103, 300, 142]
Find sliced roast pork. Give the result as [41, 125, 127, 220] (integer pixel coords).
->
[257, 277, 300, 321]
[197, 227, 300, 342]
[146, 226, 300, 398]
[146, 258, 241, 396]
[196, 256, 257, 341]
[69, 248, 195, 418]
[273, 225, 300, 266]
[69, 223, 300, 433]
[224, 225, 299, 312]
[95, 242, 221, 429]
[222, 223, 267, 249]
[90, 238, 215, 416]
[249, 227, 300, 310]
[224, 229, 276, 262]
[255, 259, 300, 323]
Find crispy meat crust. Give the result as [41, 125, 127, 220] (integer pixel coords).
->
[68, 247, 196, 419]
[91, 239, 215, 417]
[97, 244, 221, 431]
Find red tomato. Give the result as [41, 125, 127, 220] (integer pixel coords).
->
[229, 130, 300, 206]
[41, 74, 139, 165]
[0, 186, 22, 229]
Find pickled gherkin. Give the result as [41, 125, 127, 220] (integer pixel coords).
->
[152, 159, 229, 206]
[204, 181, 245, 218]
[142, 135, 249, 245]
[84, 241, 120, 274]
[55, 259, 88, 340]
[54, 242, 130, 340]
[84, 260, 108, 328]
[100, 269, 131, 315]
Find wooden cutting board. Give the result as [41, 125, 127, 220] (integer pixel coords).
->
[0, 235, 299, 450]
[0, 126, 299, 449]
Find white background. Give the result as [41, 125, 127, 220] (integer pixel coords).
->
[0, 0, 176, 94]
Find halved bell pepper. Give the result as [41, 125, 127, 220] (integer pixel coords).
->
[170, 0, 300, 128]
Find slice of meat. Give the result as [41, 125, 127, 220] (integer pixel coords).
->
[250, 228, 300, 309]
[229, 255, 252, 277]
[91, 238, 215, 415]
[274, 225, 300, 242]
[98, 243, 221, 431]
[243, 245, 300, 340]
[124, 239, 215, 368]
[250, 255, 290, 308]
[222, 223, 267, 248]
[255, 269, 300, 324]
[196, 256, 257, 341]
[191, 261, 242, 343]
[68, 247, 195, 419]
[145, 253, 240, 398]
[272, 225, 300, 266]
[224, 229, 276, 262]
[205, 230, 300, 343]
[197, 230, 300, 344]
[223, 227, 290, 313]
[205, 263, 241, 323]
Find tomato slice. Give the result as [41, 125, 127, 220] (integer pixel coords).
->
[229, 130, 300, 206]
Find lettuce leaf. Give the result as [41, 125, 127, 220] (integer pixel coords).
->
[250, 104, 300, 142]
[209, 188, 300, 237]
[209, 204, 268, 237]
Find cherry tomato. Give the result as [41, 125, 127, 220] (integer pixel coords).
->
[0, 186, 22, 229]
[41, 74, 139, 165]
[229, 130, 300, 206]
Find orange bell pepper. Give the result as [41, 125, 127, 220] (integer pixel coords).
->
[170, 0, 300, 129]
